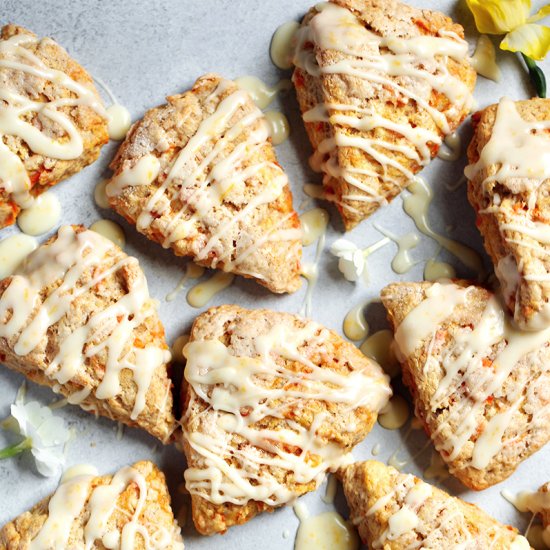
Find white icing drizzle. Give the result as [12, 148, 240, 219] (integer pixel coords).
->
[465, 97, 550, 330]
[0, 233, 37, 278]
[17, 190, 61, 236]
[166, 262, 205, 302]
[234, 76, 291, 109]
[403, 177, 484, 274]
[0, 226, 170, 419]
[29, 466, 183, 550]
[0, 31, 106, 207]
[300, 208, 329, 246]
[106, 80, 298, 275]
[271, 21, 300, 70]
[264, 110, 290, 145]
[393, 282, 550, 471]
[293, 2, 473, 208]
[90, 219, 126, 248]
[186, 271, 234, 308]
[375, 225, 419, 274]
[183, 322, 391, 506]
[437, 132, 461, 162]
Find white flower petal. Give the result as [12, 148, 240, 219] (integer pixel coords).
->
[338, 257, 360, 281]
[330, 238, 358, 257]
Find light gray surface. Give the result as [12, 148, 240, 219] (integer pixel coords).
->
[0, 0, 549, 547]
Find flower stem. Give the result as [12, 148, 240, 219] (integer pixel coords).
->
[0, 437, 31, 459]
[521, 53, 547, 98]
[363, 237, 390, 257]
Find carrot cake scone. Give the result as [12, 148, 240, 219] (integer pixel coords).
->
[0, 225, 176, 442]
[0, 25, 108, 229]
[106, 74, 302, 294]
[340, 461, 531, 549]
[466, 98, 550, 330]
[0, 460, 184, 549]
[381, 280, 550, 490]
[292, 0, 476, 230]
[180, 305, 392, 535]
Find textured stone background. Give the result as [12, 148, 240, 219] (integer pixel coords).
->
[0, 0, 548, 548]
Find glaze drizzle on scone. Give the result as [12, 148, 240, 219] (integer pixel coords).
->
[0, 225, 175, 441]
[382, 281, 550, 490]
[465, 97, 550, 330]
[181, 305, 391, 534]
[292, 0, 475, 229]
[0, 25, 107, 226]
[106, 74, 302, 294]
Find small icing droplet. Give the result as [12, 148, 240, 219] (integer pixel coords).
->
[187, 271, 234, 308]
[0, 234, 37, 278]
[17, 192, 61, 236]
[265, 111, 290, 145]
[270, 21, 300, 69]
[107, 104, 132, 140]
[378, 395, 410, 430]
[89, 219, 126, 249]
[424, 259, 456, 281]
[372, 442, 381, 456]
[300, 208, 329, 246]
[343, 302, 369, 341]
[94, 180, 110, 209]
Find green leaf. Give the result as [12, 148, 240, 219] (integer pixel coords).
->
[522, 53, 547, 97]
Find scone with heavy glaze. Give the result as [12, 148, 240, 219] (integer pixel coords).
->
[340, 461, 531, 549]
[466, 97, 550, 330]
[0, 225, 176, 442]
[381, 280, 550, 490]
[0, 24, 108, 229]
[292, 0, 476, 230]
[180, 305, 391, 535]
[106, 74, 302, 294]
[0, 460, 184, 549]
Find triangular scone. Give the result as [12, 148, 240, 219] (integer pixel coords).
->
[381, 281, 550, 490]
[105, 74, 302, 294]
[292, 0, 476, 230]
[180, 305, 391, 535]
[340, 461, 531, 549]
[0, 25, 108, 229]
[0, 225, 176, 442]
[466, 98, 550, 330]
[0, 461, 184, 549]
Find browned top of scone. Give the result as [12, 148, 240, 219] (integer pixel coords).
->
[467, 98, 550, 330]
[0, 25, 108, 228]
[180, 305, 391, 535]
[0, 461, 184, 549]
[106, 73, 302, 294]
[381, 280, 550, 490]
[340, 461, 527, 549]
[0, 225, 176, 442]
[292, 0, 476, 230]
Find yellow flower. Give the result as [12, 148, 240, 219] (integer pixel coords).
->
[467, 0, 550, 60]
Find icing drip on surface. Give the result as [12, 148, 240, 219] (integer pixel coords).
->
[0, 32, 106, 207]
[89, 219, 125, 248]
[106, 104, 131, 140]
[378, 395, 409, 430]
[166, 262, 205, 302]
[437, 132, 461, 162]
[271, 21, 300, 70]
[234, 76, 291, 109]
[375, 225, 419, 274]
[265, 111, 290, 145]
[94, 180, 110, 209]
[393, 282, 550, 471]
[424, 258, 456, 281]
[0, 226, 170, 419]
[300, 208, 329, 246]
[295, 510, 359, 550]
[29, 465, 183, 550]
[105, 80, 298, 274]
[17, 191, 61, 236]
[293, 2, 473, 208]
[183, 322, 391, 506]
[0, 233, 37, 278]
[360, 329, 400, 378]
[470, 35, 501, 82]
[343, 300, 370, 341]
[186, 271, 234, 308]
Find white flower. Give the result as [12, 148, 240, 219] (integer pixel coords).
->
[330, 237, 390, 283]
[0, 385, 70, 477]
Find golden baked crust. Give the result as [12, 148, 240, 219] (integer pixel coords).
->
[106, 74, 302, 294]
[0, 24, 108, 229]
[340, 461, 529, 549]
[0, 461, 184, 549]
[381, 281, 550, 490]
[181, 305, 391, 535]
[293, 0, 476, 230]
[467, 98, 550, 329]
[0, 225, 176, 442]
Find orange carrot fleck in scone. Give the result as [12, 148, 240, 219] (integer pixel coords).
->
[381, 280, 550, 491]
[465, 97, 550, 330]
[180, 305, 392, 535]
[340, 460, 531, 549]
[292, 0, 476, 230]
[106, 74, 302, 294]
[0, 25, 108, 229]
[0, 461, 184, 549]
[0, 225, 176, 442]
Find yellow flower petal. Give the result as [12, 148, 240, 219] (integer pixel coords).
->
[466, 0, 530, 34]
[527, 4, 550, 23]
[501, 23, 550, 59]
